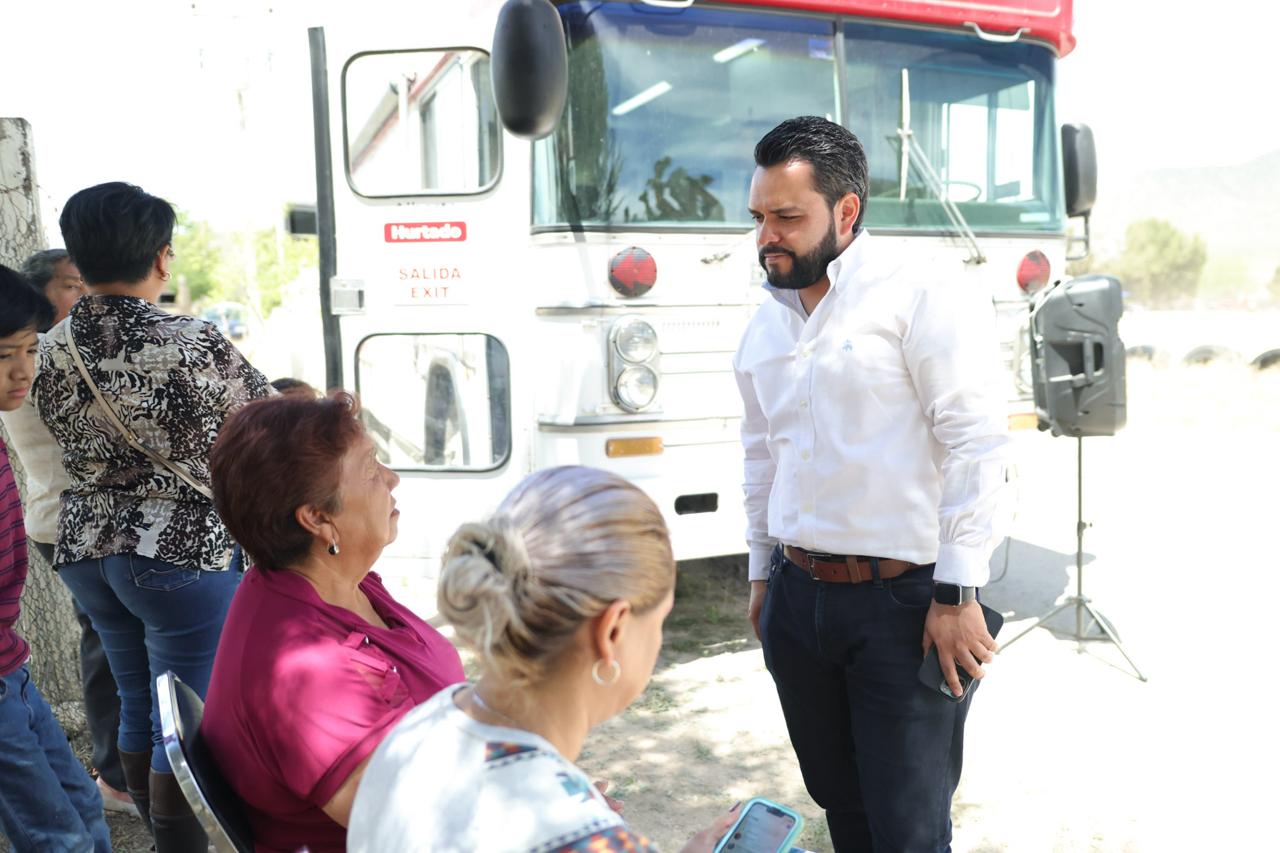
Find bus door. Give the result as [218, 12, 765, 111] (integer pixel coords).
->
[311, 28, 531, 614]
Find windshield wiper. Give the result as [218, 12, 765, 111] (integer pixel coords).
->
[897, 69, 987, 265]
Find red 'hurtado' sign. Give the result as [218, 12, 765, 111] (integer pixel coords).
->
[384, 222, 467, 242]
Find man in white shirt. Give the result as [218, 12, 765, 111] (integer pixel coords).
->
[734, 117, 1009, 851]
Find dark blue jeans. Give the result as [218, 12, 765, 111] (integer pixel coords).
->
[59, 553, 241, 772]
[760, 548, 972, 853]
[0, 666, 112, 852]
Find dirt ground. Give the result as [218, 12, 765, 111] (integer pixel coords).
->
[577, 559, 833, 851]
[6, 359, 1278, 852]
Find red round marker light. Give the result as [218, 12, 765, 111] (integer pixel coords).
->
[1016, 250, 1051, 294]
[609, 247, 657, 298]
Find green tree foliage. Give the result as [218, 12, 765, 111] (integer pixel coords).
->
[170, 211, 227, 305]
[1112, 218, 1206, 307]
[247, 227, 317, 316]
[168, 210, 316, 317]
[552, 22, 623, 223]
[637, 156, 724, 223]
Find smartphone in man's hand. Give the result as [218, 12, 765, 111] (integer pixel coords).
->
[917, 603, 1003, 701]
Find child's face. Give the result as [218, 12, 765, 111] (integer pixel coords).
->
[0, 327, 38, 413]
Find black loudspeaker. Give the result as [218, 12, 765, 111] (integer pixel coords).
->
[1029, 275, 1127, 437]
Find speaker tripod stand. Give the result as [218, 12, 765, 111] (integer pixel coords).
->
[1000, 437, 1147, 682]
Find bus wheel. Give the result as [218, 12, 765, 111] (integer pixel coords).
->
[1252, 349, 1280, 371]
[1125, 345, 1159, 361]
[1183, 345, 1237, 365]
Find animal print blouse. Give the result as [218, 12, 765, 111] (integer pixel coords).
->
[33, 295, 272, 572]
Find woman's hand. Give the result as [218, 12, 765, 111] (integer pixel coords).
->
[679, 803, 742, 853]
[593, 779, 623, 813]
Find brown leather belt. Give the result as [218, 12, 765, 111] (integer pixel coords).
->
[783, 545, 919, 584]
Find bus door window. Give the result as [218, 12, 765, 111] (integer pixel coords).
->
[344, 49, 501, 197]
[355, 333, 510, 471]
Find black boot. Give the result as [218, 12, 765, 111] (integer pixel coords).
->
[150, 770, 208, 853]
[118, 748, 154, 835]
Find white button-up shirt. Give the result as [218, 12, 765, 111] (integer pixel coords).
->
[733, 232, 1010, 585]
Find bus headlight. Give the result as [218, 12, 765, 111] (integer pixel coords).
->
[614, 365, 659, 411]
[613, 317, 658, 363]
[608, 315, 660, 413]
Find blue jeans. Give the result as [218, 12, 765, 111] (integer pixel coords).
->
[34, 537, 127, 793]
[0, 666, 112, 852]
[760, 547, 972, 853]
[60, 553, 241, 772]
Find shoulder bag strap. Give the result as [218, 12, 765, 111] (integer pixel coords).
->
[65, 326, 216, 503]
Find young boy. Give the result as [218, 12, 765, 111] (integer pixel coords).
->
[0, 263, 111, 851]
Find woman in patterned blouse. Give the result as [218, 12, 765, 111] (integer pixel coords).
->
[32, 182, 273, 852]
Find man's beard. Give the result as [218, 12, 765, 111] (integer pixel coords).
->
[759, 220, 839, 290]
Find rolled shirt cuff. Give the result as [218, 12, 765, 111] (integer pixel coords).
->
[933, 541, 991, 587]
[747, 542, 775, 582]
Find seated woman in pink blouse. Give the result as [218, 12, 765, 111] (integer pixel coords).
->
[201, 392, 464, 853]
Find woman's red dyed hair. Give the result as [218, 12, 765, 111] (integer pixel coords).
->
[211, 391, 365, 571]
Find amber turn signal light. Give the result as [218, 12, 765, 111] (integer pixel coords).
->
[605, 437, 664, 457]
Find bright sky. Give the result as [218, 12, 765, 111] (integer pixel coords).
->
[1058, 1, 1280, 182]
[3, 0, 1278, 238]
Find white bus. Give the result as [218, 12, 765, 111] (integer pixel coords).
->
[296, 0, 1092, 612]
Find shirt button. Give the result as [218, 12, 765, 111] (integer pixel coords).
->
[799, 401, 809, 410]
[800, 450, 810, 461]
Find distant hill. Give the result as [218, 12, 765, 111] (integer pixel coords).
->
[1090, 148, 1280, 295]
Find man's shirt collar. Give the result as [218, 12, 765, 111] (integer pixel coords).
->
[762, 229, 871, 317]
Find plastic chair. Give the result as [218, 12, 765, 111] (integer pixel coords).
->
[157, 671, 254, 853]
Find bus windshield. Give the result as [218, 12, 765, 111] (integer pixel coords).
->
[846, 22, 1063, 234]
[532, 2, 1062, 235]
[533, 2, 839, 229]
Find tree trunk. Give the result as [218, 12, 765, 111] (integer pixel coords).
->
[0, 116, 83, 709]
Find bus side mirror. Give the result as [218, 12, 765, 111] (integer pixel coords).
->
[1061, 123, 1097, 218]
[1062, 123, 1097, 261]
[491, 0, 568, 139]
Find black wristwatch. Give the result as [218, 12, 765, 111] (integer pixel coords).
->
[933, 582, 977, 606]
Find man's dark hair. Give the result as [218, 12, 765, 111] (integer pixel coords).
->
[754, 116, 869, 231]
[0, 264, 54, 336]
[20, 248, 71, 291]
[59, 182, 176, 285]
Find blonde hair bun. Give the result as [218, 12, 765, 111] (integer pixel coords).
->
[437, 466, 674, 688]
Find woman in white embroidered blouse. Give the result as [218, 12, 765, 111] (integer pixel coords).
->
[349, 466, 741, 852]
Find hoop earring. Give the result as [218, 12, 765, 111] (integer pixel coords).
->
[161, 272, 172, 281]
[591, 659, 621, 686]
[327, 542, 340, 556]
